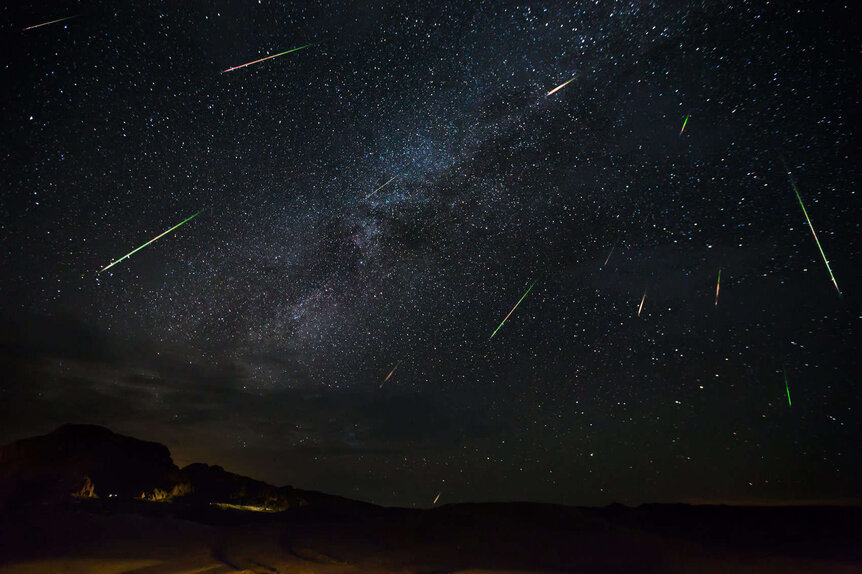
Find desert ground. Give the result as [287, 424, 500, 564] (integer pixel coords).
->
[1, 500, 860, 573]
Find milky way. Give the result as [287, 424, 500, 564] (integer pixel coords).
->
[1, 1, 859, 507]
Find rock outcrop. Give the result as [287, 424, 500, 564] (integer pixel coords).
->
[181, 463, 302, 510]
[0, 424, 178, 506]
[0, 424, 310, 511]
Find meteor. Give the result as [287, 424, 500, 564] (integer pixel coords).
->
[546, 76, 576, 96]
[99, 210, 203, 273]
[714, 268, 721, 306]
[433, 492, 441, 504]
[23, 15, 77, 30]
[637, 290, 646, 317]
[679, 114, 690, 135]
[366, 175, 397, 199]
[379, 362, 400, 388]
[603, 243, 616, 267]
[782, 161, 841, 295]
[222, 42, 318, 73]
[783, 369, 792, 407]
[490, 280, 537, 339]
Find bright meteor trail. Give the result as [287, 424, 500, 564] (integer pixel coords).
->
[23, 15, 77, 30]
[679, 114, 690, 135]
[222, 42, 318, 73]
[603, 243, 616, 267]
[546, 76, 576, 96]
[490, 280, 537, 339]
[782, 161, 841, 295]
[380, 362, 400, 388]
[715, 268, 721, 306]
[366, 176, 397, 199]
[99, 210, 203, 273]
[637, 291, 646, 317]
[783, 369, 792, 407]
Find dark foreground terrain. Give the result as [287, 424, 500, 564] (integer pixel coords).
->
[1, 426, 859, 573]
[2, 500, 861, 573]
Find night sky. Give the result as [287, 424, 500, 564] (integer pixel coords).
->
[1, 1, 859, 508]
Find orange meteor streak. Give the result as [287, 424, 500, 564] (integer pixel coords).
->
[546, 76, 577, 96]
[23, 15, 77, 30]
[222, 42, 318, 73]
[714, 268, 721, 306]
[379, 362, 400, 388]
[603, 243, 616, 267]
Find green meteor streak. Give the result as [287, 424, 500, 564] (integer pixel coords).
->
[490, 280, 537, 340]
[366, 175, 397, 199]
[100, 210, 203, 273]
[783, 163, 841, 295]
[679, 114, 689, 135]
[783, 369, 792, 407]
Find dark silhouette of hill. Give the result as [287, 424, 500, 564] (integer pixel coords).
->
[0, 425, 860, 573]
[0, 424, 178, 506]
[0, 424, 350, 512]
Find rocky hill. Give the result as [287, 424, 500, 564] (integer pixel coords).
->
[0, 425, 307, 511]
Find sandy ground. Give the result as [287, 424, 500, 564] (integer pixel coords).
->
[0, 504, 860, 573]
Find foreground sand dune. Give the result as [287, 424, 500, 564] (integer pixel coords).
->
[1, 502, 861, 574]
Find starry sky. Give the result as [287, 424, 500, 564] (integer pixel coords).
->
[1, 0, 859, 507]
